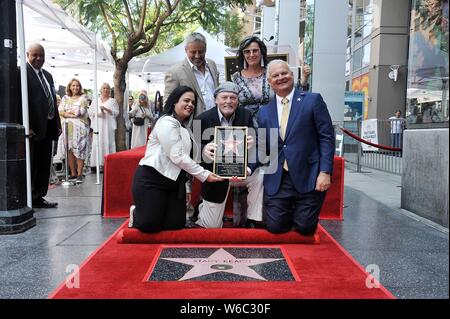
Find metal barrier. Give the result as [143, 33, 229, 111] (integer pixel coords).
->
[340, 119, 404, 175]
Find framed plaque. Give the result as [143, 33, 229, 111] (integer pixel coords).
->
[213, 126, 248, 179]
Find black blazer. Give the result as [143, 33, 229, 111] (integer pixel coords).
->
[20, 64, 61, 141]
[195, 106, 254, 203]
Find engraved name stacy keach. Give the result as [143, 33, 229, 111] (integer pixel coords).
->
[213, 126, 248, 179]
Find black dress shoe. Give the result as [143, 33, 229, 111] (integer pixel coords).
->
[184, 220, 204, 229]
[245, 219, 266, 229]
[190, 200, 202, 222]
[33, 199, 58, 208]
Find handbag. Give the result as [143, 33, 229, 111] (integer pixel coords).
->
[133, 117, 145, 126]
[133, 106, 145, 126]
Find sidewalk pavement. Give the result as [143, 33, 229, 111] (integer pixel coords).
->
[321, 162, 448, 299]
[0, 163, 448, 299]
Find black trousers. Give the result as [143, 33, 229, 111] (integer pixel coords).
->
[30, 135, 53, 202]
[264, 170, 326, 235]
[131, 165, 186, 233]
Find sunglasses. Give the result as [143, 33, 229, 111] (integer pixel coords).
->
[139, 95, 146, 100]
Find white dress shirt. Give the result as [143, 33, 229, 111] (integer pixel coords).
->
[187, 59, 216, 110]
[30, 65, 52, 95]
[275, 87, 295, 136]
[217, 107, 236, 127]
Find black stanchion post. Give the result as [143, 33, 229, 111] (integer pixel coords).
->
[61, 121, 72, 187]
[356, 119, 362, 173]
[0, 0, 35, 234]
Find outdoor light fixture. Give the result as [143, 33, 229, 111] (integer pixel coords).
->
[264, 35, 274, 42]
[388, 65, 400, 82]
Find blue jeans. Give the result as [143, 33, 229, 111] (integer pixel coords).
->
[391, 133, 402, 148]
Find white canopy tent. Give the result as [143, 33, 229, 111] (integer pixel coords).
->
[128, 27, 232, 88]
[17, 0, 116, 201]
[21, 0, 116, 91]
[127, 29, 301, 90]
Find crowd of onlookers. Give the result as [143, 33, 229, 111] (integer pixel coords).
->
[53, 81, 160, 183]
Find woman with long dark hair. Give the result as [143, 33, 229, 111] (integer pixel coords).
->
[232, 36, 271, 129]
[129, 86, 222, 233]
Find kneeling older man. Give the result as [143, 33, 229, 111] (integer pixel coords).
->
[194, 82, 264, 228]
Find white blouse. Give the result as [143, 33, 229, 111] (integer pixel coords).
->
[139, 115, 209, 184]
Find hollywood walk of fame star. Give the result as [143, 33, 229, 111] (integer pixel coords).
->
[161, 248, 283, 281]
[220, 134, 243, 156]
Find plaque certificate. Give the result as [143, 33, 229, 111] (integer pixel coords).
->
[213, 126, 248, 179]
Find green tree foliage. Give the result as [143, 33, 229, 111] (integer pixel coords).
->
[208, 11, 247, 48]
[55, 0, 251, 151]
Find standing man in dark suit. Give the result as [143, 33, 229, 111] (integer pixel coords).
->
[192, 82, 264, 228]
[254, 60, 335, 235]
[26, 43, 61, 208]
[164, 32, 220, 117]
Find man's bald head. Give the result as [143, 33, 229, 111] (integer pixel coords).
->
[27, 43, 45, 70]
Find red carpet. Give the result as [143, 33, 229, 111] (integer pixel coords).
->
[103, 146, 345, 220]
[49, 222, 393, 299]
[117, 227, 320, 244]
[103, 146, 146, 218]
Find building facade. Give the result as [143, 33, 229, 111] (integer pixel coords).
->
[245, 0, 449, 226]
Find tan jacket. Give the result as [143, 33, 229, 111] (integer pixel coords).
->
[164, 57, 220, 117]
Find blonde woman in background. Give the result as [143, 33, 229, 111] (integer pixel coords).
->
[129, 90, 154, 148]
[89, 83, 119, 170]
[57, 78, 90, 183]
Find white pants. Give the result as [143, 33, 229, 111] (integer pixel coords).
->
[195, 168, 264, 228]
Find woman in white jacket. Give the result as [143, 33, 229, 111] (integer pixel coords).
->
[129, 86, 222, 233]
[88, 83, 119, 168]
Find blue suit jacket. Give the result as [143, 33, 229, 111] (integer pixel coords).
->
[254, 89, 335, 196]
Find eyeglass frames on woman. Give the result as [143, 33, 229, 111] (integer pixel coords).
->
[243, 48, 260, 55]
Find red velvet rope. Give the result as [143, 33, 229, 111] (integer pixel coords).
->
[339, 127, 402, 152]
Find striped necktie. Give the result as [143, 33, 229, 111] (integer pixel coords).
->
[38, 70, 55, 119]
[280, 97, 289, 171]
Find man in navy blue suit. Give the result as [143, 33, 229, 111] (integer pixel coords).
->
[254, 60, 335, 235]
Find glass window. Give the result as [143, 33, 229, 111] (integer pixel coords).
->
[362, 0, 373, 38]
[353, 47, 362, 72]
[355, 0, 364, 30]
[362, 43, 371, 68]
[348, 1, 353, 37]
[346, 38, 352, 76]
[406, 0, 449, 125]
[303, 0, 315, 67]
[354, 27, 363, 44]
